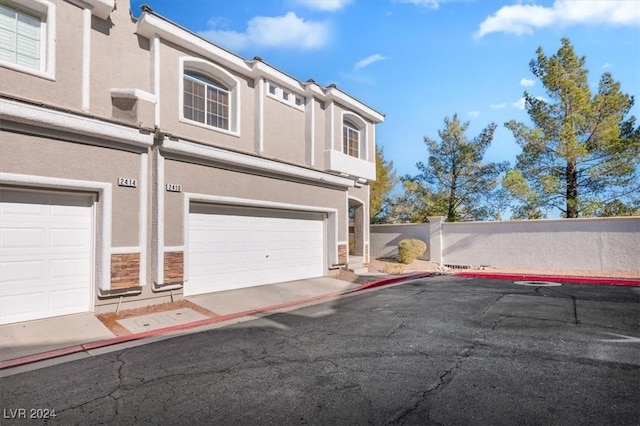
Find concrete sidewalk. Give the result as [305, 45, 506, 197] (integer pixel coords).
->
[1, 276, 400, 368]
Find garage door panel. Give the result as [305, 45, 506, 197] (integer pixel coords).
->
[186, 206, 325, 296]
[1, 190, 93, 325]
[1, 228, 44, 248]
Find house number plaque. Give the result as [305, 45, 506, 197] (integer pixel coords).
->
[118, 177, 137, 188]
[166, 183, 182, 192]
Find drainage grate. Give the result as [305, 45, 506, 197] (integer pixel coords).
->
[444, 264, 473, 270]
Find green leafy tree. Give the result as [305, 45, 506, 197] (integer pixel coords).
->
[370, 146, 396, 223]
[504, 38, 640, 218]
[409, 114, 509, 222]
[588, 199, 640, 217]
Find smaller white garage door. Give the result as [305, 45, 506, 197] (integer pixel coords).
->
[187, 204, 325, 296]
[0, 190, 94, 325]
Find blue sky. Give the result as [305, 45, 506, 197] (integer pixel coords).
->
[131, 0, 640, 182]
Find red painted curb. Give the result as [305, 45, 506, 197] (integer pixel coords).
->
[1, 274, 428, 370]
[454, 271, 640, 286]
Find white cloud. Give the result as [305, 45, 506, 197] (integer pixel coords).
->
[468, 110, 480, 118]
[293, 0, 352, 12]
[393, 0, 440, 9]
[512, 96, 547, 110]
[602, 62, 613, 69]
[475, 0, 640, 38]
[520, 78, 535, 87]
[353, 54, 389, 70]
[199, 12, 330, 51]
[490, 102, 507, 109]
[512, 97, 526, 110]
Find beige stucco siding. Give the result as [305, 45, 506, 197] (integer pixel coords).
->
[0, 1, 83, 110]
[157, 41, 255, 153]
[162, 158, 348, 246]
[89, 10, 152, 121]
[0, 131, 143, 247]
[262, 97, 305, 164]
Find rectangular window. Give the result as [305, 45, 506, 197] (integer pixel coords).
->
[0, 3, 42, 71]
[183, 74, 230, 131]
[268, 82, 277, 95]
[343, 125, 360, 158]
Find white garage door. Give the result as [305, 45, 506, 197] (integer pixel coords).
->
[0, 190, 93, 325]
[186, 204, 325, 296]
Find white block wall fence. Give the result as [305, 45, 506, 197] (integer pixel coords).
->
[371, 217, 640, 272]
[369, 223, 430, 260]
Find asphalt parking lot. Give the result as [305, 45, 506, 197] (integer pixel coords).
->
[1, 275, 638, 425]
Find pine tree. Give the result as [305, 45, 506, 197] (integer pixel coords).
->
[504, 38, 640, 218]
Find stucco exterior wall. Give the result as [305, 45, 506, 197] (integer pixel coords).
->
[370, 224, 430, 260]
[162, 159, 348, 246]
[438, 218, 640, 271]
[0, 0, 84, 110]
[0, 131, 143, 247]
[89, 6, 152, 120]
[263, 96, 305, 164]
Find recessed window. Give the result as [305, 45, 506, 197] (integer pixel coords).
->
[0, 0, 54, 79]
[343, 120, 360, 158]
[183, 71, 229, 130]
[265, 80, 304, 110]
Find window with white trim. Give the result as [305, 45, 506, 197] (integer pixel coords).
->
[183, 71, 230, 130]
[0, 1, 47, 73]
[265, 80, 304, 111]
[343, 120, 360, 158]
[180, 58, 240, 135]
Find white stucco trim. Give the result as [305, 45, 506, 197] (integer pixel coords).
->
[81, 7, 91, 111]
[182, 193, 340, 282]
[70, 0, 113, 19]
[155, 151, 165, 286]
[326, 150, 376, 181]
[137, 13, 252, 76]
[0, 172, 112, 292]
[151, 35, 161, 127]
[110, 89, 157, 104]
[160, 137, 355, 188]
[0, 98, 154, 147]
[325, 85, 384, 123]
[326, 101, 335, 151]
[305, 97, 315, 166]
[138, 153, 148, 287]
[254, 78, 264, 154]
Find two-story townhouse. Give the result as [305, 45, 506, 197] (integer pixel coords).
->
[0, 0, 383, 325]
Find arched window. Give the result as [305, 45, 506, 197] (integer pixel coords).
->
[180, 57, 240, 135]
[183, 71, 229, 130]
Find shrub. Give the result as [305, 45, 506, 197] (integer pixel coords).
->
[397, 239, 427, 264]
